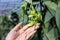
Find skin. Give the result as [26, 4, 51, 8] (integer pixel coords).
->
[5, 22, 40, 40]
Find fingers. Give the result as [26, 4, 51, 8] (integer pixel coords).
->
[26, 30, 36, 39]
[35, 23, 40, 29]
[21, 23, 40, 31]
[21, 24, 31, 31]
[20, 27, 36, 40]
[24, 24, 39, 34]
[19, 23, 40, 34]
[24, 23, 40, 39]
[19, 24, 31, 34]
[24, 27, 34, 35]
[24, 24, 40, 36]
[13, 22, 22, 31]
[16, 23, 40, 40]
[21, 27, 37, 40]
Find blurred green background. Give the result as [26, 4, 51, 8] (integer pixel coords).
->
[0, 0, 60, 40]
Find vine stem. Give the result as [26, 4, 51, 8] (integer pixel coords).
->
[37, 0, 44, 40]
[22, 9, 24, 27]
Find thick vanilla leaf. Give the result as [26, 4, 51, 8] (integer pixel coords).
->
[44, 11, 53, 23]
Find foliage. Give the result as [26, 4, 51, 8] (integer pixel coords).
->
[0, 0, 60, 40]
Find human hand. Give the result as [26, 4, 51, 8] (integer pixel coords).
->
[5, 22, 40, 40]
[5, 22, 22, 40]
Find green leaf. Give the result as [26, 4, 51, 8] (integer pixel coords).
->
[45, 1, 57, 11]
[32, 2, 40, 5]
[55, 3, 60, 32]
[43, 22, 50, 34]
[48, 8, 56, 16]
[43, 24, 57, 40]
[43, 34, 48, 40]
[46, 28, 56, 40]
[54, 28, 59, 39]
[44, 11, 53, 23]
[45, 1, 57, 16]
[44, 0, 51, 1]
[58, 2, 60, 7]
[25, 0, 32, 4]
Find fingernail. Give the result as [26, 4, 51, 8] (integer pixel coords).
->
[20, 22, 22, 24]
[36, 23, 40, 26]
[33, 25, 35, 29]
[35, 26, 40, 29]
[19, 22, 22, 24]
[33, 23, 40, 30]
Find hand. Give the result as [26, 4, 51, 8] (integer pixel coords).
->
[5, 23, 40, 40]
[5, 22, 22, 40]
